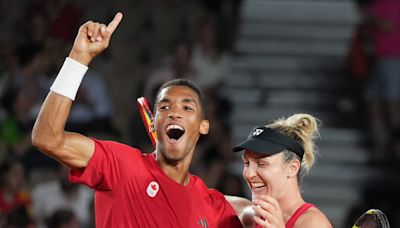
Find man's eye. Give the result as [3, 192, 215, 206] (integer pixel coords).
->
[184, 106, 193, 111]
[159, 106, 169, 111]
[243, 161, 249, 166]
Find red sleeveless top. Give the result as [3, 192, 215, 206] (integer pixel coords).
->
[255, 203, 315, 228]
[285, 203, 315, 228]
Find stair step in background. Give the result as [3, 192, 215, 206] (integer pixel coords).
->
[226, 0, 369, 227]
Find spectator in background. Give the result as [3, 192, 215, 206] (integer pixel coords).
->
[6, 205, 35, 228]
[48, 0, 81, 43]
[66, 69, 118, 136]
[22, 0, 82, 44]
[0, 38, 21, 97]
[20, 11, 51, 47]
[198, 0, 243, 51]
[46, 209, 79, 228]
[347, 0, 374, 83]
[360, 0, 400, 161]
[345, 0, 375, 128]
[1, 87, 34, 158]
[143, 37, 195, 103]
[0, 160, 32, 222]
[0, 86, 58, 173]
[13, 43, 46, 109]
[31, 165, 93, 228]
[191, 17, 232, 91]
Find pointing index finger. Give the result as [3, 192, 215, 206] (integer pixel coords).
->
[106, 12, 123, 34]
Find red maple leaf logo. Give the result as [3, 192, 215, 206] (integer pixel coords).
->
[151, 184, 157, 190]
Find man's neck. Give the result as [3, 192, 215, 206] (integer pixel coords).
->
[155, 151, 191, 185]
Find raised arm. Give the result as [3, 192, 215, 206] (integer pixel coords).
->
[31, 13, 123, 169]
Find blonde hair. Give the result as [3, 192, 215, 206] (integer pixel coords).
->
[267, 113, 320, 175]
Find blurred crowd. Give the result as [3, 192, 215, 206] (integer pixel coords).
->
[345, 0, 400, 226]
[348, 0, 400, 164]
[0, 0, 246, 227]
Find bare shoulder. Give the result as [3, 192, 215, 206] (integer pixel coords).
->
[294, 207, 333, 228]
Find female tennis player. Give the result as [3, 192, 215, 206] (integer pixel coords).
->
[233, 114, 332, 228]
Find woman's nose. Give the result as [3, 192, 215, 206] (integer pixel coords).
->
[244, 164, 257, 180]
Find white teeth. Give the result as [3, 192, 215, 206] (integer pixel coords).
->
[166, 124, 184, 131]
[251, 183, 265, 188]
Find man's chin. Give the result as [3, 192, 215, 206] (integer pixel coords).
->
[162, 149, 184, 163]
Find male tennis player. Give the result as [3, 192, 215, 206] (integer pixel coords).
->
[31, 12, 247, 227]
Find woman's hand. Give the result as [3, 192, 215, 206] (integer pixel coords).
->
[252, 195, 285, 228]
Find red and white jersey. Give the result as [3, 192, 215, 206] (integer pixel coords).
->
[70, 139, 242, 228]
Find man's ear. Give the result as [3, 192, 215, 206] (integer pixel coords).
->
[149, 119, 155, 132]
[200, 120, 209, 135]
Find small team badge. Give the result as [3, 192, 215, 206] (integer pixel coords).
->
[146, 181, 160, 198]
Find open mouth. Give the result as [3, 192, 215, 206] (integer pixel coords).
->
[166, 124, 185, 141]
[251, 182, 266, 190]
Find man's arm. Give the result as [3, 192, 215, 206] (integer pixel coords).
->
[225, 195, 255, 228]
[31, 13, 123, 169]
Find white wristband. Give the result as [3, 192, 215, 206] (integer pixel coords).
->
[50, 57, 88, 101]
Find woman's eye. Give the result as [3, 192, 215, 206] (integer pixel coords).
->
[257, 162, 267, 167]
[184, 106, 193, 111]
[159, 106, 169, 111]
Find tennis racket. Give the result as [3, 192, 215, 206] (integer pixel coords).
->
[352, 209, 390, 228]
[137, 97, 157, 148]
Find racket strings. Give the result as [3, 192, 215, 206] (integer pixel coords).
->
[353, 209, 390, 228]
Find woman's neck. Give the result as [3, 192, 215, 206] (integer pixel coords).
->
[279, 190, 305, 223]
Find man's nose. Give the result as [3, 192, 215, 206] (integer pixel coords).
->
[168, 107, 181, 118]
